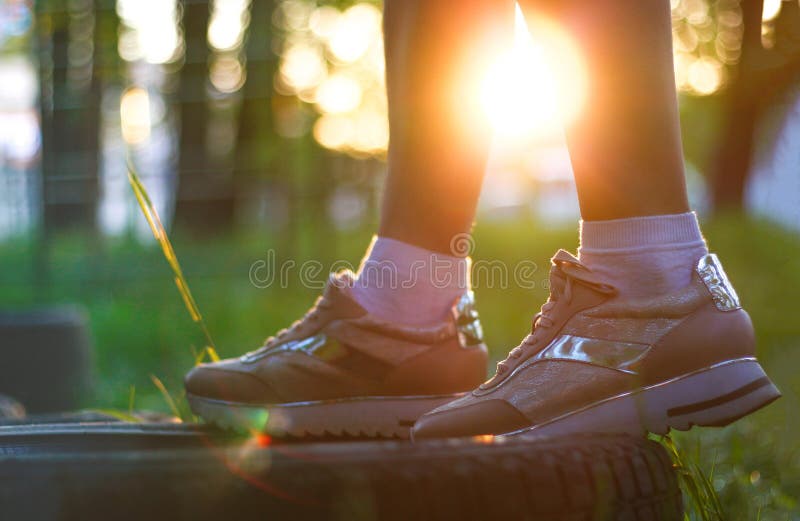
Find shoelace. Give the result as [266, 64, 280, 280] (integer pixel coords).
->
[494, 272, 575, 378]
[243, 296, 333, 358]
[271, 296, 331, 343]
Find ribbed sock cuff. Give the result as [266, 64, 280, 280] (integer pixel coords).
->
[351, 236, 469, 325]
[356, 236, 470, 291]
[579, 212, 706, 254]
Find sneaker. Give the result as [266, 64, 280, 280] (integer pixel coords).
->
[412, 250, 780, 439]
[185, 272, 487, 437]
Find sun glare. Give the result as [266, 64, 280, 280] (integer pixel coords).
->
[279, 2, 583, 154]
[481, 7, 586, 142]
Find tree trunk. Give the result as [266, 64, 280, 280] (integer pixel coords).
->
[39, 0, 101, 230]
[175, 0, 236, 233]
[710, 0, 800, 212]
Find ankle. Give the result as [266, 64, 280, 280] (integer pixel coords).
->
[350, 236, 470, 326]
[578, 212, 708, 298]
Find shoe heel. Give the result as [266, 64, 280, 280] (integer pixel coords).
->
[658, 358, 781, 431]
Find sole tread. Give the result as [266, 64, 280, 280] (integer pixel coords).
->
[190, 393, 437, 439]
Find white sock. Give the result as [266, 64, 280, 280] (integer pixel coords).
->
[578, 212, 709, 298]
[349, 236, 469, 326]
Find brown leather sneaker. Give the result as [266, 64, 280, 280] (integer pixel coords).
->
[413, 250, 780, 439]
[185, 272, 487, 437]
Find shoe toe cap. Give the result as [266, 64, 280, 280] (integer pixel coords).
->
[184, 362, 279, 404]
[412, 398, 531, 439]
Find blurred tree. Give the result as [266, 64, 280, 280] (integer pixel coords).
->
[37, 0, 102, 230]
[710, 0, 800, 211]
[234, 0, 279, 184]
[233, 0, 287, 237]
[175, 0, 236, 233]
[234, 0, 332, 257]
[93, 0, 119, 84]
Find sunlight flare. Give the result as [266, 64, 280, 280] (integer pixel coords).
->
[481, 7, 587, 141]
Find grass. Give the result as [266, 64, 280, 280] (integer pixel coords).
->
[127, 165, 220, 367]
[660, 434, 725, 521]
[0, 213, 798, 519]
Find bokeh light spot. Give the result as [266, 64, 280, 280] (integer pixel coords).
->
[688, 57, 723, 95]
[327, 4, 381, 63]
[762, 0, 781, 22]
[120, 87, 151, 145]
[280, 44, 326, 92]
[315, 73, 362, 114]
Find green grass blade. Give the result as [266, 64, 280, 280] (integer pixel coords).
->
[150, 374, 183, 421]
[128, 385, 136, 415]
[87, 408, 142, 423]
[125, 159, 217, 354]
[204, 345, 220, 363]
[659, 435, 725, 521]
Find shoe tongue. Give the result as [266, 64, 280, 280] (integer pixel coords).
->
[551, 249, 582, 265]
[321, 271, 368, 320]
[550, 249, 616, 294]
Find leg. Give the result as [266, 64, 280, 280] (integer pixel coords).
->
[524, 0, 702, 297]
[380, 0, 514, 253]
[521, 0, 689, 220]
[351, 0, 515, 326]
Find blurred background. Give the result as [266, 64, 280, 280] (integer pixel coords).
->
[0, 0, 799, 517]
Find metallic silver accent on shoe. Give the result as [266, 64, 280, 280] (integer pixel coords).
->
[455, 290, 484, 346]
[537, 334, 651, 374]
[697, 254, 741, 311]
[473, 333, 648, 397]
[240, 334, 327, 363]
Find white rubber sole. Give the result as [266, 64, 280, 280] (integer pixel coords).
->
[188, 393, 462, 438]
[504, 357, 780, 439]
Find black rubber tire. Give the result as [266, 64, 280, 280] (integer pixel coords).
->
[0, 421, 682, 520]
[0, 306, 93, 412]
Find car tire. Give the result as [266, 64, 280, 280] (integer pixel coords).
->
[0, 420, 681, 520]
